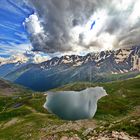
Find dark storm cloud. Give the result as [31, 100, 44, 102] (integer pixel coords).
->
[26, 0, 140, 54]
[27, 0, 99, 52]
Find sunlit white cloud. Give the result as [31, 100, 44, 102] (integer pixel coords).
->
[0, 53, 29, 65]
[24, 13, 44, 35]
[0, 48, 51, 65]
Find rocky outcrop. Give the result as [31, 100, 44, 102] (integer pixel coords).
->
[88, 131, 139, 140]
[39, 46, 140, 74]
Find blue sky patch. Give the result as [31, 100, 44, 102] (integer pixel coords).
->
[0, 0, 34, 57]
[90, 20, 96, 30]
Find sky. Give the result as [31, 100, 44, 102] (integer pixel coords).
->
[0, 0, 140, 59]
[0, 0, 34, 57]
[28, 0, 140, 55]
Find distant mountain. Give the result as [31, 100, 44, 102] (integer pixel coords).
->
[0, 53, 30, 78]
[1, 46, 140, 91]
[0, 52, 48, 78]
[38, 45, 140, 73]
[0, 62, 29, 78]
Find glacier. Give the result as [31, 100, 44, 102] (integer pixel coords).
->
[43, 87, 107, 120]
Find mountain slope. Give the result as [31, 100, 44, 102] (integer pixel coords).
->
[0, 78, 32, 96]
[1, 46, 140, 91]
[0, 62, 23, 78]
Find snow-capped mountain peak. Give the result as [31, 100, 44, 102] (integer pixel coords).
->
[39, 45, 140, 74]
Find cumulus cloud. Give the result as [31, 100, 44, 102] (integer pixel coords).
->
[0, 53, 29, 65]
[26, 0, 140, 55]
[24, 51, 50, 63]
[0, 50, 50, 65]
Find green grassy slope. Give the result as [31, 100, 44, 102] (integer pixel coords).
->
[56, 78, 140, 118]
[0, 78, 140, 139]
[0, 79, 32, 96]
[52, 78, 140, 136]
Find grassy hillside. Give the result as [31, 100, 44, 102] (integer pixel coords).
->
[0, 78, 140, 139]
[55, 78, 140, 135]
[0, 79, 32, 96]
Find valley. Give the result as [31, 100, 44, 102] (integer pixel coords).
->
[0, 77, 139, 139]
[0, 46, 140, 91]
[1, 0, 140, 139]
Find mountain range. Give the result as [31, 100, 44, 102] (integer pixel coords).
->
[0, 45, 140, 91]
